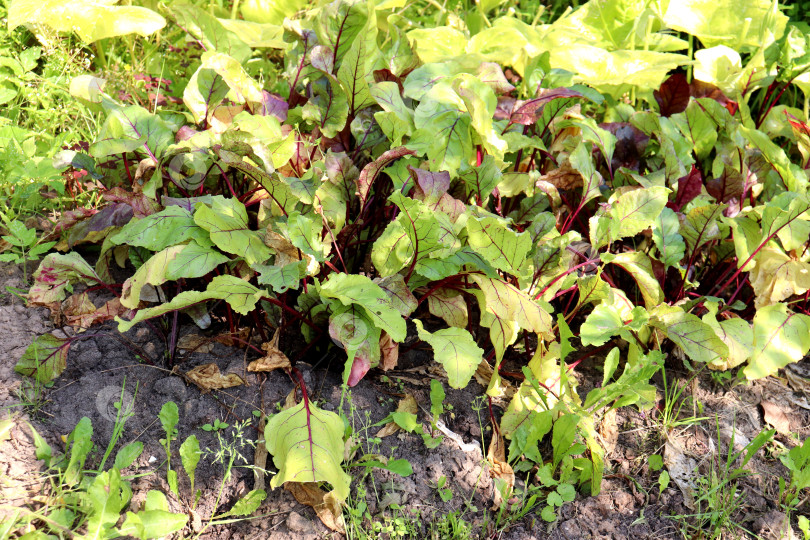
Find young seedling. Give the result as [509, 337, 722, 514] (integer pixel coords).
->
[158, 401, 179, 495]
[180, 435, 202, 507]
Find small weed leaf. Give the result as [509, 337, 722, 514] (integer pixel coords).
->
[114, 441, 144, 470]
[265, 399, 350, 502]
[221, 489, 267, 518]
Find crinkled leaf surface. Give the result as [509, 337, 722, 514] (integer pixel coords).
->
[111, 206, 209, 251]
[428, 288, 468, 329]
[320, 274, 406, 341]
[651, 304, 728, 364]
[29, 252, 104, 305]
[467, 216, 531, 276]
[749, 248, 810, 308]
[194, 196, 271, 266]
[470, 275, 553, 336]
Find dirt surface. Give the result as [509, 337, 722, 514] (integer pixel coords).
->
[2, 260, 810, 539]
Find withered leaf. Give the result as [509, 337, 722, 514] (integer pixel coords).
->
[177, 334, 214, 354]
[761, 400, 792, 434]
[248, 328, 291, 372]
[284, 482, 345, 534]
[185, 363, 244, 392]
[375, 394, 417, 438]
[487, 429, 515, 511]
[379, 332, 399, 372]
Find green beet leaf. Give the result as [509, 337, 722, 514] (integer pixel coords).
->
[110, 206, 210, 252]
[15, 333, 71, 383]
[467, 216, 531, 276]
[194, 196, 271, 266]
[651, 207, 686, 268]
[471, 275, 553, 336]
[117, 275, 265, 331]
[651, 304, 728, 365]
[320, 273, 406, 341]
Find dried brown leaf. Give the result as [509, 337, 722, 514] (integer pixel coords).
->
[375, 394, 417, 438]
[283, 387, 297, 409]
[761, 400, 792, 434]
[663, 439, 697, 511]
[248, 328, 291, 372]
[487, 430, 514, 511]
[284, 482, 345, 534]
[185, 363, 244, 392]
[379, 332, 398, 371]
[62, 294, 128, 329]
[598, 408, 618, 457]
[264, 231, 302, 266]
[177, 334, 214, 354]
[213, 327, 250, 347]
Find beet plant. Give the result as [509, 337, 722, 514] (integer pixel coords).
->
[11, 0, 810, 516]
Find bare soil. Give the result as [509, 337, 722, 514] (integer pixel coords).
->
[1, 261, 808, 539]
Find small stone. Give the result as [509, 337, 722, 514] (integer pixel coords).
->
[134, 327, 150, 341]
[286, 511, 315, 533]
[559, 519, 582, 539]
[143, 342, 158, 357]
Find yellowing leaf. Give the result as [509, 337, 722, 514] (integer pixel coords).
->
[651, 304, 728, 365]
[414, 320, 482, 389]
[470, 275, 553, 336]
[744, 304, 810, 380]
[9, 0, 166, 43]
[602, 252, 664, 309]
[428, 288, 468, 328]
[487, 430, 514, 510]
[284, 482, 345, 534]
[265, 399, 350, 502]
[117, 275, 264, 332]
[749, 248, 810, 309]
